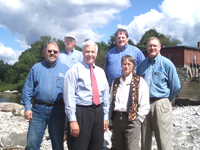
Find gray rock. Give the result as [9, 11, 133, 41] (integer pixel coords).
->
[2, 90, 19, 94]
[0, 103, 200, 150]
[2, 90, 11, 94]
[0, 102, 24, 116]
[1, 132, 27, 148]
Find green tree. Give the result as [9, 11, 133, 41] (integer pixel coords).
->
[137, 28, 181, 50]
[161, 35, 181, 47]
[137, 28, 161, 50]
[108, 35, 116, 50]
[97, 41, 109, 52]
[0, 60, 11, 82]
[56, 39, 65, 51]
[128, 39, 136, 46]
[5, 36, 56, 91]
[75, 45, 82, 51]
[95, 41, 109, 68]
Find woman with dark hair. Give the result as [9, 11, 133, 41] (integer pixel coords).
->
[109, 55, 150, 150]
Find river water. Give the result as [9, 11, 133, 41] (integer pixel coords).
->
[0, 94, 21, 104]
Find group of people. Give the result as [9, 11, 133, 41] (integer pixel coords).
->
[21, 28, 181, 150]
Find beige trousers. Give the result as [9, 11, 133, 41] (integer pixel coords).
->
[141, 98, 172, 150]
[112, 113, 141, 150]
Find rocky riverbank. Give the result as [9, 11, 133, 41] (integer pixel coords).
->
[0, 102, 200, 150]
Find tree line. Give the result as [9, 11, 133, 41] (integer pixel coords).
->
[0, 28, 181, 92]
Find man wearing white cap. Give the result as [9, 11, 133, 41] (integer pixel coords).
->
[59, 34, 83, 68]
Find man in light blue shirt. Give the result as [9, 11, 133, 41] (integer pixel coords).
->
[105, 28, 145, 86]
[21, 41, 69, 150]
[64, 40, 109, 150]
[137, 37, 181, 150]
[58, 34, 83, 68]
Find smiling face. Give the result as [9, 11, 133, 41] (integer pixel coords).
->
[83, 45, 97, 66]
[116, 31, 129, 50]
[44, 43, 59, 66]
[147, 38, 161, 59]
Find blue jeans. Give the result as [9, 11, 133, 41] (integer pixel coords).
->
[25, 102, 66, 150]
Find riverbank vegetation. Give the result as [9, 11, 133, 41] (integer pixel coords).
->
[0, 28, 181, 93]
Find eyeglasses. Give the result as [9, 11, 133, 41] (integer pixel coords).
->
[122, 63, 133, 67]
[47, 50, 58, 54]
[65, 38, 74, 42]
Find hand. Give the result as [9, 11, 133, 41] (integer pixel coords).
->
[70, 121, 80, 137]
[109, 125, 113, 131]
[104, 120, 108, 132]
[24, 110, 32, 121]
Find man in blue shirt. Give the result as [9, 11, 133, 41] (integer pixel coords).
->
[64, 40, 109, 150]
[21, 41, 69, 150]
[58, 34, 83, 68]
[105, 28, 145, 86]
[137, 37, 181, 150]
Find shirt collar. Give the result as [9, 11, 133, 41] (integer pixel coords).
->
[64, 48, 75, 54]
[82, 60, 96, 69]
[120, 73, 133, 84]
[148, 53, 161, 63]
[116, 43, 129, 52]
[44, 60, 58, 68]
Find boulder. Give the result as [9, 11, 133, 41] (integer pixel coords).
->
[3, 90, 11, 94]
[1, 131, 27, 149]
[0, 103, 24, 117]
[2, 90, 19, 94]
[11, 90, 19, 94]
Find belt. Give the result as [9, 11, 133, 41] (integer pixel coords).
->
[114, 111, 127, 115]
[34, 100, 64, 106]
[76, 103, 103, 109]
[150, 97, 168, 101]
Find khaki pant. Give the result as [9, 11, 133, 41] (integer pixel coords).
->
[112, 113, 141, 150]
[141, 98, 172, 150]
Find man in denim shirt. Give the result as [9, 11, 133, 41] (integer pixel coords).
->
[137, 37, 181, 150]
[21, 41, 69, 150]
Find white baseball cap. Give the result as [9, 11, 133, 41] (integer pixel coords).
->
[64, 34, 76, 40]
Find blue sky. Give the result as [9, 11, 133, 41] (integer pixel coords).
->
[0, 27, 22, 50]
[96, 0, 162, 43]
[0, 0, 200, 65]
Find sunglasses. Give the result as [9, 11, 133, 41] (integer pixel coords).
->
[47, 50, 58, 54]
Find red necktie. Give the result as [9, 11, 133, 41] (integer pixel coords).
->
[90, 65, 100, 105]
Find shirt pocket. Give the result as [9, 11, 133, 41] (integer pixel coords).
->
[56, 76, 64, 91]
[153, 70, 166, 84]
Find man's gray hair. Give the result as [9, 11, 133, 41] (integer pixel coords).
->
[44, 41, 60, 51]
[82, 40, 98, 53]
[146, 37, 161, 46]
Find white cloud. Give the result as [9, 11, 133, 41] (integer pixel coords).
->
[0, 0, 131, 47]
[0, 0, 23, 10]
[123, 0, 200, 47]
[0, 43, 22, 65]
[15, 38, 30, 50]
